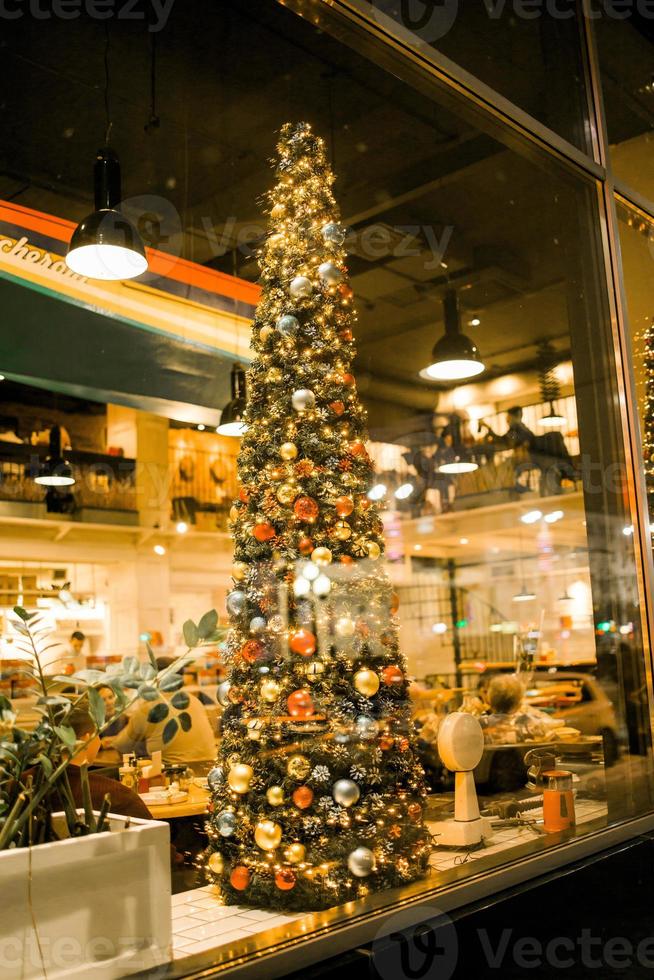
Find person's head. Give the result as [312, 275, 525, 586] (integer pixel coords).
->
[488, 674, 524, 716]
[97, 684, 117, 719]
[506, 406, 523, 425]
[70, 630, 85, 654]
[67, 705, 100, 765]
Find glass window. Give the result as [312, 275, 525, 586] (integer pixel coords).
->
[595, 13, 654, 198]
[350, 0, 592, 151]
[1, 2, 653, 978]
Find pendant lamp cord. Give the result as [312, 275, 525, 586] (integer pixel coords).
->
[103, 21, 113, 145]
[145, 33, 160, 132]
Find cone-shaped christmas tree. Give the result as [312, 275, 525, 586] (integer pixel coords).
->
[205, 122, 430, 911]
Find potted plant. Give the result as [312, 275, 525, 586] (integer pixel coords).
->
[0, 607, 220, 980]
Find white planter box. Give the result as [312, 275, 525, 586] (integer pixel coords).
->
[0, 811, 172, 980]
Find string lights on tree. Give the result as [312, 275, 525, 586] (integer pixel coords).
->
[204, 122, 430, 911]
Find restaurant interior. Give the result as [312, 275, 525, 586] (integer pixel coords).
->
[2, 1, 654, 975]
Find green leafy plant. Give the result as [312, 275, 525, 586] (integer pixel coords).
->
[0, 608, 222, 851]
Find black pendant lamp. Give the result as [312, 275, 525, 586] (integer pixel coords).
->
[34, 426, 75, 487]
[66, 147, 147, 281]
[216, 363, 248, 437]
[420, 290, 485, 382]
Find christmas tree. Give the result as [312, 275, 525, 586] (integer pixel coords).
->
[205, 122, 431, 911]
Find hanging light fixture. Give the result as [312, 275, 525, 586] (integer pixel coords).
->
[216, 363, 248, 437]
[420, 290, 485, 382]
[512, 584, 536, 602]
[66, 147, 147, 280]
[34, 426, 75, 487]
[437, 414, 478, 474]
[536, 340, 567, 427]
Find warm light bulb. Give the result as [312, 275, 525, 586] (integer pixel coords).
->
[153, 544, 166, 556]
[420, 359, 485, 382]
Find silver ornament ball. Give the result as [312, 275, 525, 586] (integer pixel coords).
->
[348, 846, 375, 877]
[207, 765, 224, 789]
[226, 590, 247, 617]
[216, 681, 231, 707]
[277, 313, 299, 336]
[289, 275, 313, 300]
[292, 388, 316, 412]
[216, 811, 237, 837]
[332, 778, 361, 808]
[249, 616, 267, 635]
[318, 261, 342, 286]
[321, 222, 346, 246]
[356, 715, 379, 741]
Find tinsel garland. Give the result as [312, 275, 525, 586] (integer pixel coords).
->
[203, 122, 431, 912]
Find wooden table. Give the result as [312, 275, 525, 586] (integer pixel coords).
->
[143, 782, 210, 820]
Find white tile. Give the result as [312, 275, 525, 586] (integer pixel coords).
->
[178, 918, 252, 942]
[191, 906, 244, 923]
[172, 936, 196, 951]
[237, 908, 290, 921]
[184, 896, 226, 910]
[171, 916, 202, 933]
[181, 930, 252, 955]
[172, 904, 204, 919]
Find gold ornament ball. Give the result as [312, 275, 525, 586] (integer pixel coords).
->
[287, 754, 311, 780]
[277, 483, 297, 505]
[311, 546, 332, 565]
[334, 520, 352, 541]
[267, 786, 285, 806]
[336, 615, 355, 637]
[267, 367, 283, 383]
[285, 842, 306, 864]
[227, 763, 254, 794]
[261, 678, 282, 703]
[259, 325, 275, 343]
[229, 505, 240, 522]
[207, 852, 224, 875]
[367, 541, 382, 561]
[353, 668, 380, 697]
[254, 819, 282, 851]
[305, 660, 325, 681]
[271, 203, 285, 218]
[232, 561, 248, 581]
[280, 442, 298, 461]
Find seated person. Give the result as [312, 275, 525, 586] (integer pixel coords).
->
[104, 658, 216, 765]
[61, 705, 153, 821]
[480, 674, 564, 742]
[98, 684, 129, 738]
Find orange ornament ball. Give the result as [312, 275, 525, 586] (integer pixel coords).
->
[275, 868, 297, 891]
[329, 400, 345, 416]
[340, 555, 354, 566]
[379, 734, 394, 751]
[298, 535, 314, 556]
[287, 688, 315, 719]
[339, 283, 354, 300]
[252, 522, 275, 542]
[230, 866, 251, 891]
[238, 488, 249, 504]
[390, 592, 400, 614]
[293, 496, 319, 522]
[349, 440, 366, 457]
[342, 373, 356, 387]
[292, 786, 314, 809]
[381, 665, 404, 687]
[335, 495, 354, 517]
[241, 640, 266, 664]
[290, 628, 316, 657]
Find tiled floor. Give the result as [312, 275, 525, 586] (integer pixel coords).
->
[171, 798, 608, 960]
[171, 889, 303, 958]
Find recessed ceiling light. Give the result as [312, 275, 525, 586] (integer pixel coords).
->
[153, 544, 166, 556]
